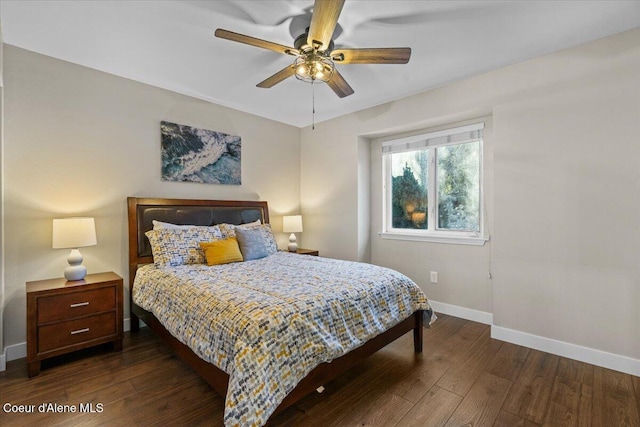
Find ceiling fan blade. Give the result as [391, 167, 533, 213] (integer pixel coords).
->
[307, 0, 345, 51]
[256, 65, 296, 88]
[327, 69, 354, 98]
[331, 48, 411, 64]
[215, 29, 299, 56]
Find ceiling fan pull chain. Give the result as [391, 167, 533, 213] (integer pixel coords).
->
[312, 79, 316, 130]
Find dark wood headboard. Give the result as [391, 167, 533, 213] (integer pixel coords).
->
[127, 197, 269, 286]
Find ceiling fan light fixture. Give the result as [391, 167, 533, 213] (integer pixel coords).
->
[293, 54, 334, 84]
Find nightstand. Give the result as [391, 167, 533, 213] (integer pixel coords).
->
[294, 248, 319, 256]
[26, 271, 123, 377]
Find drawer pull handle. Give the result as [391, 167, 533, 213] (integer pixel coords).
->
[70, 302, 89, 308]
[70, 328, 90, 335]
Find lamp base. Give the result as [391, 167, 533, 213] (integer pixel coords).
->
[288, 233, 298, 252]
[65, 248, 88, 281]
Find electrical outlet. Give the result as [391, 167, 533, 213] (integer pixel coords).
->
[430, 271, 438, 283]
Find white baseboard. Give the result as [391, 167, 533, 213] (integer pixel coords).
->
[429, 299, 639, 376]
[2, 314, 637, 377]
[492, 325, 640, 377]
[429, 300, 493, 325]
[0, 317, 139, 370]
[6, 341, 27, 361]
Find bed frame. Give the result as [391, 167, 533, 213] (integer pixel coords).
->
[127, 197, 424, 418]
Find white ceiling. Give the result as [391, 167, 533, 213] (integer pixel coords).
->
[1, 1, 639, 128]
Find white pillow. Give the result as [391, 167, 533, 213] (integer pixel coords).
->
[152, 219, 260, 230]
[152, 220, 196, 230]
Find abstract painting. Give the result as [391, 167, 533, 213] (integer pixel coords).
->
[160, 121, 241, 184]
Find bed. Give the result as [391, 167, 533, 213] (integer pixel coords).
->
[127, 197, 433, 426]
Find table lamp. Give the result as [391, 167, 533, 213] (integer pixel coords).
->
[52, 217, 97, 281]
[282, 215, 303, 252]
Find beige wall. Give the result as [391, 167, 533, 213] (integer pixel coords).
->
[0, 25, 4, 364]
[301, 29, 640, 361]
[2, 46, 300, 348]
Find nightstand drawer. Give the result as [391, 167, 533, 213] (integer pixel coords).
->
[38, 311, 116, 353]
[38, 286, 116, 323]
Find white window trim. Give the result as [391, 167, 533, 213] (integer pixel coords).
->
[379, 231, 489, 246]
[381, 122, 488, 246]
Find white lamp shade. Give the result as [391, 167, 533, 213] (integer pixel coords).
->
[52, 217, 97, 249]
[282, 215, 303, 233]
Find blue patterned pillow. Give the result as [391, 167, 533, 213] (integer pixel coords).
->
[234, 227, 269, 261]
[145, 226, 223, 267]
[219, 223, 277, 255]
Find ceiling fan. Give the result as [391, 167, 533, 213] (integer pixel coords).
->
[215, 0, 411, 98]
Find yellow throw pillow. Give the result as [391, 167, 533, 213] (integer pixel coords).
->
[199, 238, 243, 266]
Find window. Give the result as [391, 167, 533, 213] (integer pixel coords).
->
[381, 123, 487, 245]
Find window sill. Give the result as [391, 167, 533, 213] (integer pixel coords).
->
[379, 231, 489, 246]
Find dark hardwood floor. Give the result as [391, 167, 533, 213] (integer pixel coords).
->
[1, 314, 638, 426]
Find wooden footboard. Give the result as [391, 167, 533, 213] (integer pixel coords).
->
[132, 302, 424, 417]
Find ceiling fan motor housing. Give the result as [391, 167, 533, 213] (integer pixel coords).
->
[294, 30, 334, 54]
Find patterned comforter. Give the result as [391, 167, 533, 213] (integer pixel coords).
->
[133, 251, 432, 427]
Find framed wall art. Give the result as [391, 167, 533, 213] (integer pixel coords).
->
[160, 121, 241, 184]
